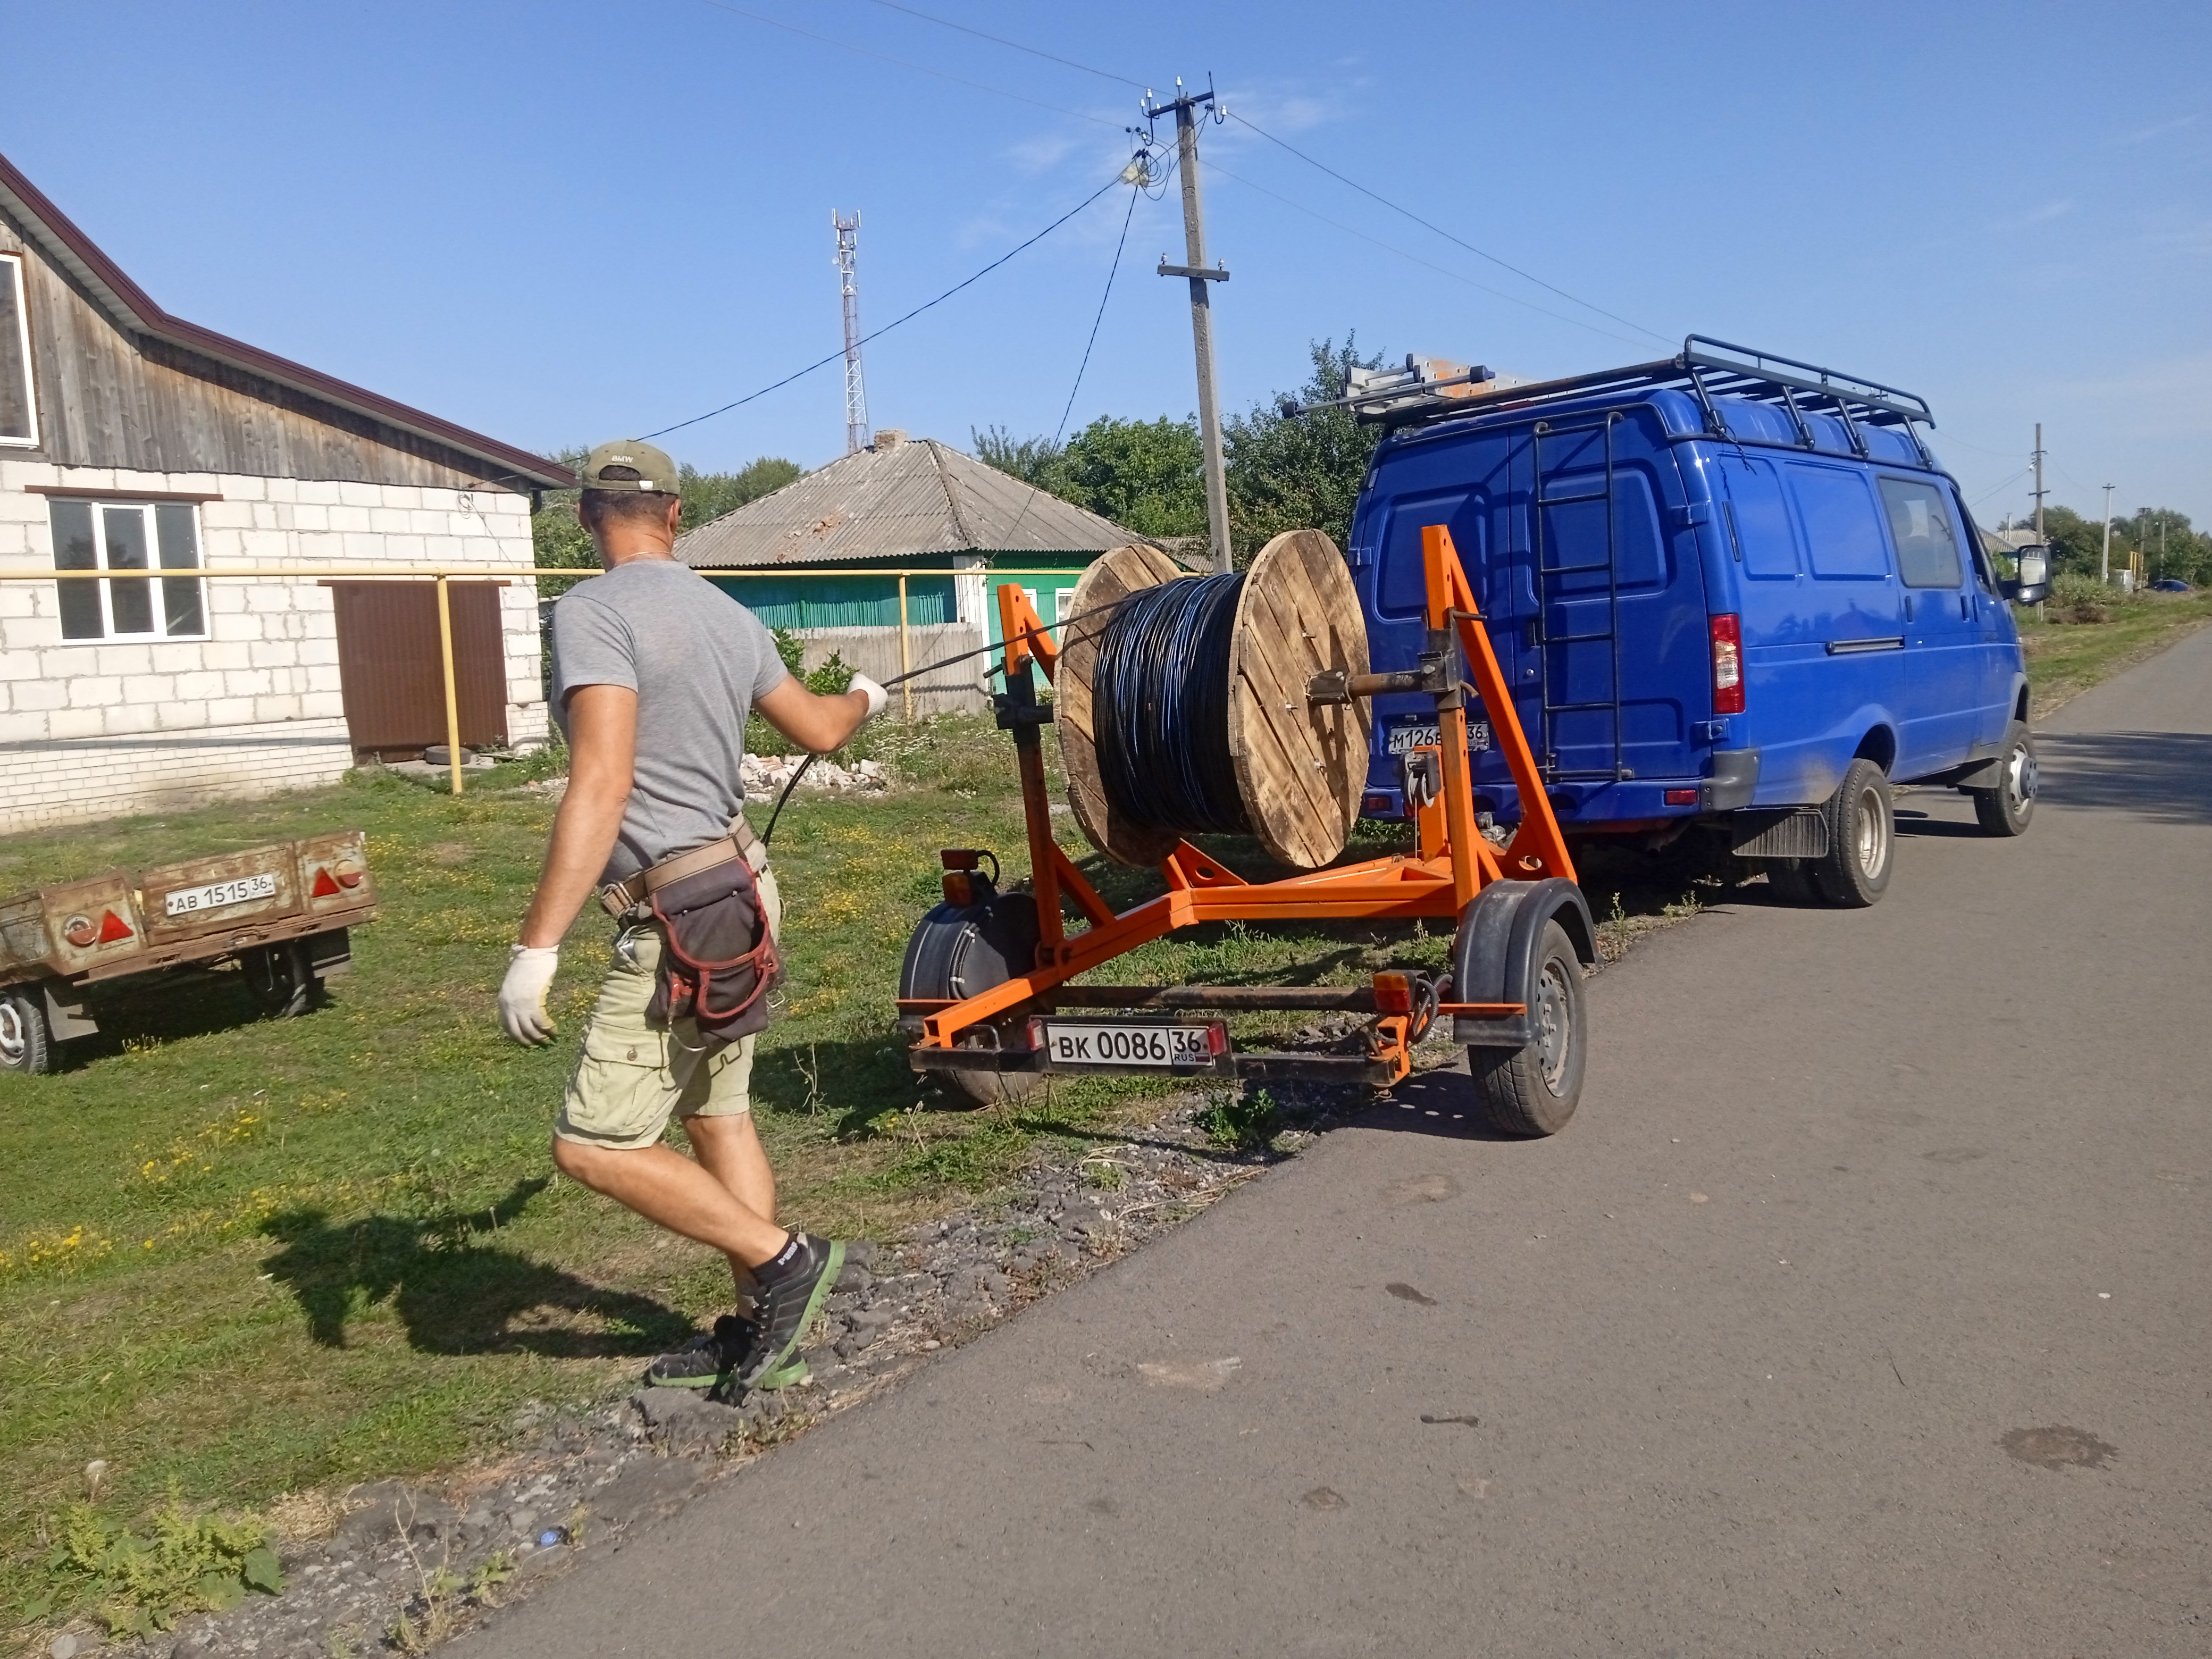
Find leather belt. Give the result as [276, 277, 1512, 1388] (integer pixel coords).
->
[599, 817, 766, 918]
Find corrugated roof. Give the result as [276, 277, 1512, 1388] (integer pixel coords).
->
[677, 432, 1148, 567]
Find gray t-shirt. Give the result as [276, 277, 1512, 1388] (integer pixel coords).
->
[549, 558, 788, 882]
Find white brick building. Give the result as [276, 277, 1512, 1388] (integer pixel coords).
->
[0, 151, 570, 835]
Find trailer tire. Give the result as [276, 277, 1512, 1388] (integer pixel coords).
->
[1970, 722, 2037, 837]
[1809, 758, 1893, 908]
[0, 987, 56, 1075]
[1469, 921, 1585, 1136]
[242, 940, 319, 1019]
[899, 892, 1042, 1107]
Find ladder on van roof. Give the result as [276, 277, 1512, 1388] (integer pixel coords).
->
[1529, 412, 1629, 785]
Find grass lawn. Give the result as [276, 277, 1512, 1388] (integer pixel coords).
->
[0, 715, 1706, 1635]
[2018, 590, 2212, 715]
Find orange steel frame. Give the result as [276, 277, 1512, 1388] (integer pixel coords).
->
[914, 526, 1578, 1080]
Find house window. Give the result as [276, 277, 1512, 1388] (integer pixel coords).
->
[49, 499, 207, 641]
[0, 253, 35, 447]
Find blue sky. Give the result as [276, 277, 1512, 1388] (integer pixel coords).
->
[6, 1, 2206, 525]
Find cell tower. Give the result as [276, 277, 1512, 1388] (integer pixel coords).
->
[833, 211, 869, 454]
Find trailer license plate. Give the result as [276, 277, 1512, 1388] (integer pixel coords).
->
[1038, 1020, 1222, 1070]
[165, 872, 277, 917]
[1386, 718, 1489, 753]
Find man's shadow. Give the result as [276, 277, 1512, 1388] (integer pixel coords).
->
[259, 1177, 692, 1357]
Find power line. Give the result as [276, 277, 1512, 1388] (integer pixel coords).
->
[693, 0, 1120, 128]
[1964, 467, 2032, 509]
[850, 0, 1146, 89]
[1200, 156, 1653, 353]
[644, 170, 1126, 439]
[1226, 110, 1672, 346]
[999, 180, 1143, 548]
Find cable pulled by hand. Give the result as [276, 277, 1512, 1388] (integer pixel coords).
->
[500, 944, 561, 1045]
[849, 673, 888, 720]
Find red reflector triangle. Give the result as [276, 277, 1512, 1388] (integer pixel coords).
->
[311, 867, 342, 898]
[96, 908, 134, 943]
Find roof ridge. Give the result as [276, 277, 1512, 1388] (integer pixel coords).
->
[926, 439, 980, 549]
[0, 147, 571, 490]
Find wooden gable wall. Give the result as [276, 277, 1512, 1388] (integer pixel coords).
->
[0, 214, 527, 492]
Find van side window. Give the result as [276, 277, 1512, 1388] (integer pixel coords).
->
[1723, 456, 1798, 579]
[1784, 462, 1890, 580]
[1877, 477, 1964, 589]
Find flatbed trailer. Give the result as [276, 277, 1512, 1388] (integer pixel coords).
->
[0, 830, 376, 1074]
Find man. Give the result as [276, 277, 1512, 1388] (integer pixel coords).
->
[499, 439, 887, 1399]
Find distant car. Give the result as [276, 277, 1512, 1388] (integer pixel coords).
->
[2150, 578, 2192, 593]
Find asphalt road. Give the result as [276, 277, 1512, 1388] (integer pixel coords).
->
[458, 629, 2211, 1658]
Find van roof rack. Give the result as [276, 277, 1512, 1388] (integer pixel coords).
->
[1321, 336, 1937, 466]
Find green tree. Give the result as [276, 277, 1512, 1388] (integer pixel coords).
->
[1057, 415, 1208, 540]
[1224, 334, 1386, 557]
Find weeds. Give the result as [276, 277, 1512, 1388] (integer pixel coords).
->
[25, 1496, 284, 1637]
[1194, 1088, 1281, 1153]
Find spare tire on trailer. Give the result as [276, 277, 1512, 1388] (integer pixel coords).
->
[898, 890, 1042, 1106]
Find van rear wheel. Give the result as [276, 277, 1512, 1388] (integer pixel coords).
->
[1971, 722, 2037, 837]
[1809, 759, 1893, 908]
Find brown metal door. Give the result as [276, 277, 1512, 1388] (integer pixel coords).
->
[329, 582, 509, 757]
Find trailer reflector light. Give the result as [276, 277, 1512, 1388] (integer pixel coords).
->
[1664, 787, 1698, 806]
[1710, 614, 1745, 715]
[942, 872, 976, 907]
[311, 866, 342, 898]
[1371, 971, 1413, 1015]
[1206, 1022, 1228, 1055]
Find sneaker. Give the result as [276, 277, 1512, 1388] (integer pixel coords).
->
[646, 1314, 809, 1393]
[734, 1233, 844, 1392]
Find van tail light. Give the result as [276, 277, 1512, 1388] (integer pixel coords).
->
[1709, 614, 1745, 715]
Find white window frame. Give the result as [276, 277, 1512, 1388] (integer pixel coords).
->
[49, 499, 210, 643]
[0, 252, 37, 449]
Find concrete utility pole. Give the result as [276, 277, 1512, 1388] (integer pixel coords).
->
[1146, 79, 1233, 573]
[2031, 423, 2047, 541]
[834, 212, 869, 456]
[2101, 483, 2115, 585]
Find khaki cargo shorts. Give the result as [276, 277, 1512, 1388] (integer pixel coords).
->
[554, 862, 782, 1151]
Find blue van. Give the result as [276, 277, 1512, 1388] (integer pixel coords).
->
[1340, 339, 2048, 906]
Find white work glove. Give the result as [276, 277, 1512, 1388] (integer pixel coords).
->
[849, 673, 888, 720]
[500, 944, 561, 1046]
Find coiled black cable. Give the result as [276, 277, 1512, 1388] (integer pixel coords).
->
[1093, 574, 1251, 835]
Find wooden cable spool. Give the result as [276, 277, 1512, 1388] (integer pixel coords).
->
[1057, 531, 1371, 870]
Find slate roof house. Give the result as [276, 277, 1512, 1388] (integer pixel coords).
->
[677, 429, 1151, 715]
[0, 151, 571, 833]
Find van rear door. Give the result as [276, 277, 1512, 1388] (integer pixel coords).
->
[1521, 411, 1703, 790]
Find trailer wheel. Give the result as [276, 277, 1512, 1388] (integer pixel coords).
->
[1469, 920, 1585, 1136]
[1808, 758, 1893, 908]
[242, 940, 319, 1018]
[899, 893, 1042, 1107]
[0, 988, 56, 1075]
[1971, 722, 2037, 837]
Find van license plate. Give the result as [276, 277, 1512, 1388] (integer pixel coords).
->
[1037, 1020, 1223, 1070]
[165, 873, 277, 917]
[1386, 718, 1489, 753]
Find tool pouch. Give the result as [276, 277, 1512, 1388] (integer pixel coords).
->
[644, 856, 782, 1052]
